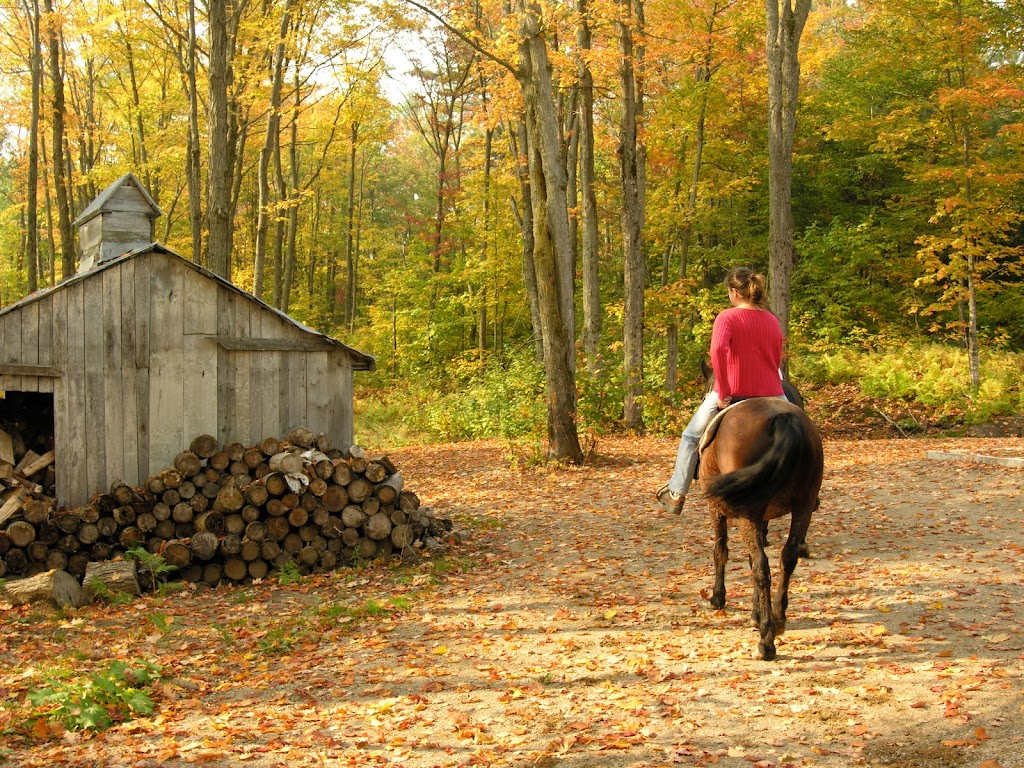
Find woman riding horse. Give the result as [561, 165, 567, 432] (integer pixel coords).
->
[657, 267, 823, 660]
[657, 267, 788, 515]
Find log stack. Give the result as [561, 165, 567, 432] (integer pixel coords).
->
[0, 428, 453, 590]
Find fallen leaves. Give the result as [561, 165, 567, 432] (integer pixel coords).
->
[1, 436, 1023, 767]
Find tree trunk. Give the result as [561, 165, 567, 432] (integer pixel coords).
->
[43, 0, 75, 277]
[206, 0, 232, 278]
[509, 120, 544, 363]
[765, 0, 812, 354]
[577, 0, 601, 375]
[254, 0, 292, 299]
[185, 3, 203, 262]
[345, 121, 359, 329]
[24, 0, 42, 293]
[518, 0, 583, 463]
[618, 0, 647, 433]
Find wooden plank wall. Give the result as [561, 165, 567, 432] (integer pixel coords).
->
[147, 255, 185, 477]
[2, 251, 359, 506]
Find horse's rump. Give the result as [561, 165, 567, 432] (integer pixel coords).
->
[702, 399, 821, 517]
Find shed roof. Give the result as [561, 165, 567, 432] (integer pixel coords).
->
[0, 243, 376, 371]
[72, 172, 164, 227]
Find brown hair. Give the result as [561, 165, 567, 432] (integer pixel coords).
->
[725, 266, 770, 310]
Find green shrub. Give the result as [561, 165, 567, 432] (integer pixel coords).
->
[26, 660, 161, 732]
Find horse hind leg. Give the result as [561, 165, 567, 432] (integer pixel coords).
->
[748, 518, 769, 628]
[738, 516, 775, 661]
[709, 511, 728, 609]
[773, 506, 813, 637]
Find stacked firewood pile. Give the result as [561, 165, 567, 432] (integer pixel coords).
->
[0, 427, 454, 591]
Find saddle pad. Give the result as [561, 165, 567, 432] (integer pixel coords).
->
[697, 402, 737, 458]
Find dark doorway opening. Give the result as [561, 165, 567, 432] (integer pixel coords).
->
[0, 391, 56, 492]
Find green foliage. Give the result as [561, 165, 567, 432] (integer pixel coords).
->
[356, 354, 547, 447]
[84, 578, 135, 607]
[125, 545, 178, 588]
[26, 660, 161, 732]
[795, 344, 1023, 422]
[275, 560, 303, 586]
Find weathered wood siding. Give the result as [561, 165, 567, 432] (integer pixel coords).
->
[0, 250, 361, 507]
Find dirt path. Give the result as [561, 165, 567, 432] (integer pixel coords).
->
[3, 436, 1023, 767]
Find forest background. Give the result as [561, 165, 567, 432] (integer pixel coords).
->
[0, 0, 1022, 457]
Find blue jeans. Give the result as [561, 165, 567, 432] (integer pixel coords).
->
[667, 391, 789, 496]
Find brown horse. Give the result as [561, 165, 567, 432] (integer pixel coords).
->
[699, 397, 824, 660]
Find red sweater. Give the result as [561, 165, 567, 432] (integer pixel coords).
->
[710, 307, 784, 400]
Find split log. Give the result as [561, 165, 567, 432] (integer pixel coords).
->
[172, 503, 194, 523]
[18, 450, 55, 479]
[202, 563, 223, 586]
[190, 531, 219, 561]
[84, 560, 141, 597]
[195, 510, 225, 534]
[286, 427, 315, 448]
[224, 514, 246, 536]
[322, 485, 349, 513]
[161, 540, 193, 568]
[364, 461, 388, 484]
[208, 452, 230, 471]
[263, 473, 289, 498]
[77, 522, 100, 545]
[118, 527, 145, 548]
[264, 516, 290, 541]
[347, 477, 372, 503]
[391, 524, 415, 549]
[213, 480, 245, 512]
[189, 434, 219, 459]
[4, 548, 27, 574]
[239, 540, 261, 562]
[245, 483, 269, 507]
[332, 463, 354, 486]
[365, 512, 393, 541]
[269, 451, 305, 475]
[24, 499, 53, 525]
[0, 487, 29, 527]
[219, 533, 242, 556]
[259, 437, 282, 456]
[225, 442, 246, 462]
[53, 512, 79, 533]
[223, 558, 247, 581]
[1, 569, 86, 608]
[113, 506, 136, 526]
[375, 473, 404, 506]
[7, 521, 36, 548]
[341, 505, 366, 529]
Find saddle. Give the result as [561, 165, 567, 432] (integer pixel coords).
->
[697, 401, 741, 459]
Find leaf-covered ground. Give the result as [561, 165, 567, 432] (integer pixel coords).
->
[2, 436, 1022, 768]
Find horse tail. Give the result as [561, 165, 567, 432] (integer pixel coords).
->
[706, 411, 806, 510]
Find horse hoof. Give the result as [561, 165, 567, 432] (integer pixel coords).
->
[758, 641, 777, 661]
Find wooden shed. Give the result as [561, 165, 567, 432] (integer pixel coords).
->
[0, 176, 374, 508]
